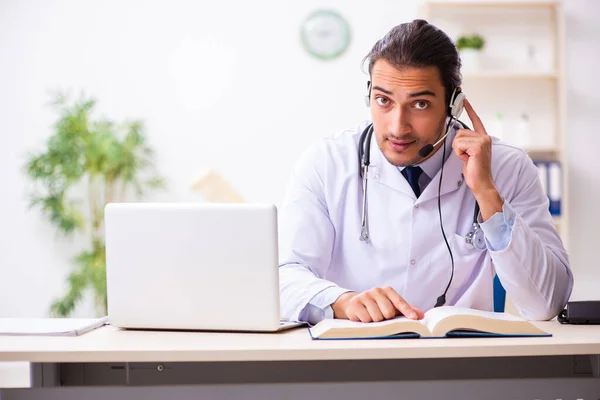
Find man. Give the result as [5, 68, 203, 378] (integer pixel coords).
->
[278, 19, 573, 325]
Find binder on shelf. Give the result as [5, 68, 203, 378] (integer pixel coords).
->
[548, 161, 562, 216]
[533, 161, 561, 217]
[534, 161, 548, 198]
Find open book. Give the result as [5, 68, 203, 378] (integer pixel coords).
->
[308, 306, 550, 340]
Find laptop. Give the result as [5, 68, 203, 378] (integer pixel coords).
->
[104, 202, 303, 332]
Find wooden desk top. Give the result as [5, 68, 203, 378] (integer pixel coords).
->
[1, 321, 599, 363]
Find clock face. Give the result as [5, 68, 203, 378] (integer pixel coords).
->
[300, 10, 351, 60]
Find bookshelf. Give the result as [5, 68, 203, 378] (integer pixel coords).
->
[419, 0, 567, 316]
[423, 0, 560, 7]
[462, 71, 558, 79]
[420, 0, 567, 248]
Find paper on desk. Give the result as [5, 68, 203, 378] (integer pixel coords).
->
[0, 316, 108, 336]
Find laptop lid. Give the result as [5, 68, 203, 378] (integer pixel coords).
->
[104, 202, 282, 332]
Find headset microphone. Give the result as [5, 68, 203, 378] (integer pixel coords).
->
[418, 130, 451, 158]
[417, 87, 465, 160]
[360, 83, 480, 309]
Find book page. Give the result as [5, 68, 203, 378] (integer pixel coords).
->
[314, 316, 409, 329]
[421, 306, 524, 334]
[309, 316, 429, 339]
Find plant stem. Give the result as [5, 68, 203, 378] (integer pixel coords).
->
[105, 176, 114, 205]
[119, 180, 127, 202]
[89, 175, 98, 241]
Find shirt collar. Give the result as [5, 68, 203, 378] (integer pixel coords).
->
[399, 118, 459, 180]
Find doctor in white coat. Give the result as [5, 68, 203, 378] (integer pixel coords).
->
[278, 19, 573, 325]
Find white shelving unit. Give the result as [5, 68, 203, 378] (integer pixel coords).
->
[419, 0, 567, 315]
[419, 0, 568, 248]
[462, 71, 558, 79]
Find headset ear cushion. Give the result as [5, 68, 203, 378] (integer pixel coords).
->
[450, 91, 466, 118]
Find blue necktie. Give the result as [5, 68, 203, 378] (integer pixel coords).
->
[402, 166, 423, 197]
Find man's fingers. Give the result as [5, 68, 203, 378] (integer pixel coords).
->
[372, 292, 398, 320]
[383, 286, 418, 319]
[361, 296, 385, 322]
[463, 98, 487, 135]
[453, 135, 490, 158]
[347, 288, 424, 322]
[452, 136, 470, 159]
[455, 128, 479, 139]
[452, 136, 479, 150]
[348, 303, 372, 323]
[412, 307, 426, 320]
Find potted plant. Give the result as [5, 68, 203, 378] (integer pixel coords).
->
[456, 33, 485, 72]
[24, 91, 166, 317]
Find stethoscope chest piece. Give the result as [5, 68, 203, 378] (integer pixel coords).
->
[465, 223, 486, 251]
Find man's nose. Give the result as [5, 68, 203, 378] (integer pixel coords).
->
[389, 108, 411, 137]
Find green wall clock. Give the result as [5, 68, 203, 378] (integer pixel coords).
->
[300, 9, 351, 60]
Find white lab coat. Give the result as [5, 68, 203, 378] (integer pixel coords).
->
[278, 120, 573, 322]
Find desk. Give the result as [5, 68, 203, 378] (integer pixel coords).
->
[1, 321, 599, 400]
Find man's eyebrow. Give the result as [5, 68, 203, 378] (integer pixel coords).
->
[371, 87, 437, 98]
[372, 86, 393, 95]
[408, 90, 436, 98]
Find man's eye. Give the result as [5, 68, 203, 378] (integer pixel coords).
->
[414, 101, 429, 110]
[376, 97, 389, 106]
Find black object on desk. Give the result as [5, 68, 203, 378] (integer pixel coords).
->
[558, 301, 600, 324]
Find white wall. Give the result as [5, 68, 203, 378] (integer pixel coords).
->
[563, 0, 600, 300]
[0, 0, 598, 318]
[0, 0, 419, 317]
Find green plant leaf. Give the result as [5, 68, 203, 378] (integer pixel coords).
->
[28, 193, 84, 235]
[456, 34, 485, 51]
[50, 264, 89, 317]
[25, 90, 166, 317]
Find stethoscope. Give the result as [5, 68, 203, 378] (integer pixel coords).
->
[357, 119, 486, 251]
[358, 85, 486, 307]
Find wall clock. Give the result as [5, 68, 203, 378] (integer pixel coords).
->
[300, 9, 351, 60]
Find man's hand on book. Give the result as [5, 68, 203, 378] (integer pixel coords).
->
[331, 287, 424, 322]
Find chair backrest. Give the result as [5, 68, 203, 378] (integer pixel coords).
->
[493, 275, 506, 312]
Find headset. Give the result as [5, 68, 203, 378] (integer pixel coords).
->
[358, 80, 485, 307]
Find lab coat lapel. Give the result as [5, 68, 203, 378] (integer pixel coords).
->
[366, 135, 419, 199]
[366, 133, 466, 201]
[418, 152, 465, 203]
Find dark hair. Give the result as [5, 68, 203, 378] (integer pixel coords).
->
[363, 19, 462, 106]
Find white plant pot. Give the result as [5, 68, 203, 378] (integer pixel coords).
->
[460, 49, 482, 72]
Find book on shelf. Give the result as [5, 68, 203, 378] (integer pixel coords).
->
[534, 160, 562, 216]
